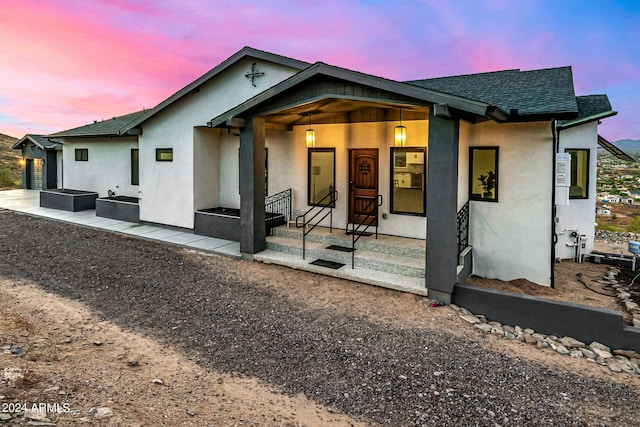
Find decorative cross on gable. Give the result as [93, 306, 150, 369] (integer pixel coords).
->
[245, 62, 265, 87]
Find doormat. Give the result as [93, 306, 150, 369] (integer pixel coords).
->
[327, 245, 355, 252]
[310, 259, 345, 269]
[346, 230, 373, 237]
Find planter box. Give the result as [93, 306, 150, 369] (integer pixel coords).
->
[96, 196, 140, 223]
[194, 208, 241, 241]
[40, 189, 98, 212]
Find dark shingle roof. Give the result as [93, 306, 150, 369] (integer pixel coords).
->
[574, 95, 612, 120]
[48, 110, 148, 138]
[406, 67, 578, 117]
[12, 134, 61, 150]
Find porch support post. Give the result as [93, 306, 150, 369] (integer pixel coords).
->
[239, 116, 266, 255]
[426, 109, 460, 303]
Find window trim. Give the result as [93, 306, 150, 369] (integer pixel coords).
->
[75, 148, 88, 162]
[155, 148, 173, 162]
[566, 148, 589, 200]
[390, 147, 426, 216]
[131, 148, 139, 185]
[307, 147, 336, 206]
[469, 147, 499, 202]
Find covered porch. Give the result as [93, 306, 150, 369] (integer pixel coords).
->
[202, 63, 490, 301]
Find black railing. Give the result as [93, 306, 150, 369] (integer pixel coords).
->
[348, 194, 382, 268]
[457, 201, 470, 256]
[265, 188, 292, 236]
[295, 191, 338, 260]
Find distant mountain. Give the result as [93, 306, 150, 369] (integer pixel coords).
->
[0, 133, 21, 179]
[612, 139, 640, 152]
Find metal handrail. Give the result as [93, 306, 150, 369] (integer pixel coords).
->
[265, 188, 292, 236]
[295, 191, 338, 260]
[457, 201, 470, 256]
[349, 194, 382, 268]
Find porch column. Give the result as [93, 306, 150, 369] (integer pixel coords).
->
[239, 117, 266, 255]
[426, 109, 460, 303]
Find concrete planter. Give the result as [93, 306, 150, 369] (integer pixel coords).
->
[96, 196, 140, 223]
[194, 208, 241, 241]
[40, 189, 98, 212]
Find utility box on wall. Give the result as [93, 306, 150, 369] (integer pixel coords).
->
[555, 153, 571, 206]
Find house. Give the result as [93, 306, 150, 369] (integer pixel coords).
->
[42, 46, 622, 302]
[12, 134, 62, 189]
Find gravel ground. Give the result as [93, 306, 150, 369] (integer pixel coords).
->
[1, 210, 639, 426]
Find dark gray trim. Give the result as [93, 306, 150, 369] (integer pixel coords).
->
[425, 110, 460, 299]
[40, 189, 98, 211]
[194, 211, 241, 241]
[453, 283, 640, 353]
[239, 117, 266, 254]
[96, 198, 140, 223]
[155, 148, 173, 162]
[557, 110, 617, 131]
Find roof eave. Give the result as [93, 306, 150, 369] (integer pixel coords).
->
[557, 110, 618, 131]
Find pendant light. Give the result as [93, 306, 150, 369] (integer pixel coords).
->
[305, 113, 315, 148]
[394, 109, 406, 147]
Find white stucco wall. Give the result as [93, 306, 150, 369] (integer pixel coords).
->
[262, 120, 429, 239]
[138, 58, 302, 228]
[194, 128, 221, 210]
[555, 121, 598, 260]
[56, 151, 63, 188]
[463, 121, 553, 286]
[61, 138, 139, 197]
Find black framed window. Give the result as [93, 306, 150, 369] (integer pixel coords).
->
[390, 147, 426, 215]
[131, 149, 139, 185]
[566, 148, 589, 199]
[75, 148, 88, 161]
[156, 148, 173, 162]
[469, 147, 499, 202]
[308, 148, 335, 205]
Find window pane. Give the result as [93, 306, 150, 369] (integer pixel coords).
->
[156, 148, 173, 162]
[391, 148, 425, 215]
[308, 148, 335, 205]
[75, 149, 88, 161]
[470, 147, 498, 202]
[131, 149, 139, 185]
[567, 149, 589, 199]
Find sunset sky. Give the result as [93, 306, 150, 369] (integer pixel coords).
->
[1, 0, 638, 141]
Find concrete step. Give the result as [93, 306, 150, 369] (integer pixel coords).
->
[266, 235, 425, 278]
[253, 249, 428, 296]
[272, 225, 426, 260]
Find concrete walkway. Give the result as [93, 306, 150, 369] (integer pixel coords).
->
[0, 189, 241, 258]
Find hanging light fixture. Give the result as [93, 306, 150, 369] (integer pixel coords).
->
[394, 108, 406, 147]
[305, 113, 315, 148]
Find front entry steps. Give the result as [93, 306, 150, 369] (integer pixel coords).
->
[253, 225, 429, 296]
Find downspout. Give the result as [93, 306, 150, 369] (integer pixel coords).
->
[550, 119, 558, 288]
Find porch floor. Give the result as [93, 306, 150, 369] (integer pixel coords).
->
[254, 224, 429, 296]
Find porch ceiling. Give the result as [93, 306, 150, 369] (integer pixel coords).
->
[263, 98, 430, 130]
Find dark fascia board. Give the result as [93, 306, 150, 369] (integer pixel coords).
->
[207, 62, 500, 128]
[557, 110, 618, 131]
[119, 46, 310, 135]
[12, 135, 42, 150]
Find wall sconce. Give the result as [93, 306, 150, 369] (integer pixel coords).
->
[394, 109, 406, 147]
[305, 113, 315, 148]
[18, 158, 26, 167]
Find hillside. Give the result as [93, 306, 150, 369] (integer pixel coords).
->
[0, 133, 21, 180]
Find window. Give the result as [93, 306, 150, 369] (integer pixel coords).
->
[131, 149, 139, 185]
[390, 147, 425, 215]
[566, 148, 589, 199]
[308, 148, 335, 205]
[156, 148, 173, 162]
[469, 147, 499, 202]
[75, 148, 88, 161]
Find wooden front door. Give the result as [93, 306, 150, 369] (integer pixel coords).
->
[348, 148, 379, 226]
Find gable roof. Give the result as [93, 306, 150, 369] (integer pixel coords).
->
[557, 94, 617, 131]
[207, 62, 508, 128]
[119, 46, 311, 135]
[406, 67, 578, 118]
[48, 110, 148, 138]
[13, 134, 61, 150]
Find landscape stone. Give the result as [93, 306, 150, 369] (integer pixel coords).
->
[569, 350, 583, 358]
[581, 349, 597, 359]
[0, 414, 12, 421]
[459, 313, 481, 324]
[608, 362, 624, 373]
[558, 336, 585, 348]
[474, 323, 493, 333]
[94, 407, 113, 419]
[613, 349, 640, 359]
[490, 325, 504, 336]
[556, 345, 570, 355]
[523, 334, 537, 345]
[592, 348, 613, 359]
[589, 342, 611, 353]
[524, 328, 535, 335]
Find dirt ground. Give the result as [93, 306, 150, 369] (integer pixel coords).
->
[2, 231, 640, 425]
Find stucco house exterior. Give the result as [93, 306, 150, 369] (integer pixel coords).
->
[44, 46, 619, 302]
[13, 134, 62, 190]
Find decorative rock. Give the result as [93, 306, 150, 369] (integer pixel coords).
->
[0, 414, 12, 421]
[614, 349, 640, 359]
[94, 407, 113, 419]
[569, 350, 583, 358]
[24, 409, 48, 421]
[152, 378, 164, 385]
[556, 345, 570, 355]
[504, 330, 517, 339]
[459, 313, 481, 324]
[93, 340, 103, 346]
[491, 325, 504, 336]
[449, 304, 461, 313]
[558, 336, 585, 348]
[474, 323, 493, 333]
[634, 318, 640, 328]
[10, 346, 24, 355]
[590, 342, 611, 353]
[581, 349, 597, 359]
[524, 328, 535, 335]
[592, 348, 613, 359]
[608, 362, 624, 373]
[523, 335, 537, 345]
[476, 315, 488, 323]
